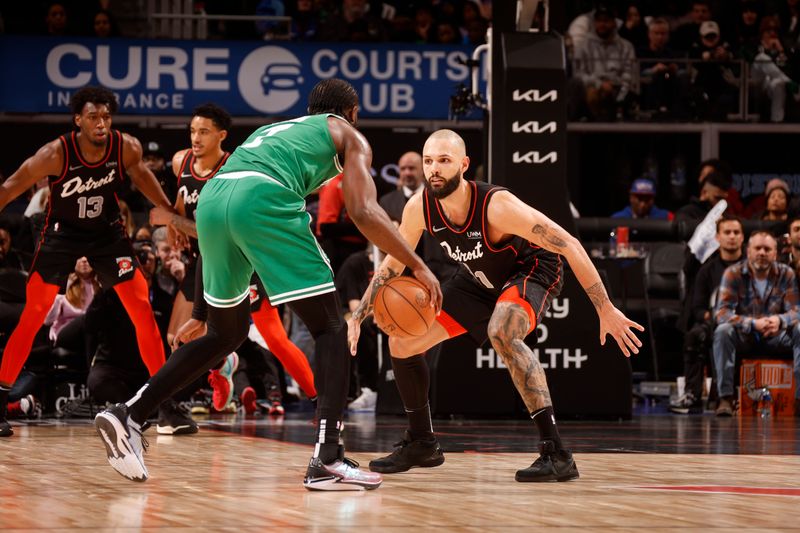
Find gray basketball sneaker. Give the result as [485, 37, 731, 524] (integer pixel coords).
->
[304, 456, 383, 491]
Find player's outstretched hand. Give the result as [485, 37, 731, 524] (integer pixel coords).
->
[411, 265, 443, 314]
[172, 318, 207, 351]
[599, 305, 644, 357]
[149, 205, 173, 226]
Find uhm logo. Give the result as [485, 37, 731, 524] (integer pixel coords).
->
[238, 46, 305, 113]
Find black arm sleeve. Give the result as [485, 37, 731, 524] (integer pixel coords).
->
[191, 255, 208, 321]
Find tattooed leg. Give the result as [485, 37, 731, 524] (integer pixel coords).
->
[488, 302, 552, 412]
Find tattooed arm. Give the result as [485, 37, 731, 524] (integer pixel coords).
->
[347, 193, 427, 354]
[488, 191, 644, 356]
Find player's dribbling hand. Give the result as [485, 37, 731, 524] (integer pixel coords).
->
[172, 318, 207, 351]
[411, 265, 442, 314]
[347, 315, 361, 356]
[599, 305, 644, 357]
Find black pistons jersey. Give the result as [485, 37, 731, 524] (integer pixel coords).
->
[176, 150, 229, 255]
[176, 150, 230, 222]
[47, 130, 126, 234]
[422, 180, 561, 296]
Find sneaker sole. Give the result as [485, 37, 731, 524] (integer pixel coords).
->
[369, 454, 445, 474]
[156, 424, 199, 435]
[95, 412, 148, 482]
[303, 476, 382, 491]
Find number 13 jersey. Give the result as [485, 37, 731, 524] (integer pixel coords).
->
[48, 130, 126, 235]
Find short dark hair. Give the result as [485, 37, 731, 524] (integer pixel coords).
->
[70, 86, 118, 115]
[192, 103, 232, 131]
[307, 79, 359, 118]
[787, 216, 800, 230]
[703, 170, 732, 191]
[699, 158, 731, 182]
[716, 214, 742, 233]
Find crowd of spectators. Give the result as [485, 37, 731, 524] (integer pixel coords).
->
[609, 157, 800, 416]
[2, 1, 800, 121]
[567, 0, 800, 122]
[0, 1, 492, 45]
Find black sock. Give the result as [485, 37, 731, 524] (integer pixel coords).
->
[531, 406, 563, 450]
[391, 355, 433, 440]
[0, 386, 9, 419]
[314, 419, 343, 463]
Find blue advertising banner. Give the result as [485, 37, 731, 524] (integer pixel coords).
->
[0, 36, 481, 118]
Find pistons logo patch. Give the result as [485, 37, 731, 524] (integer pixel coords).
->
[116, 256, 134, 277]
[248, 284, 260, 305]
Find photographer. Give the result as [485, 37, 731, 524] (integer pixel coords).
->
[85, 240, 196, 433]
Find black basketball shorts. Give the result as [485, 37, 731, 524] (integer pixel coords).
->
[436, 266, 564, 346]
[30, 227, 139, 290]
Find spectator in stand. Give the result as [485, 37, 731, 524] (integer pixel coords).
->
[572, 4, 637, 121]
[336, 245, 380, 412]
[782, 216, 800, 270]
[611, 178, 674, 220]
[779, 0, 800, 52]
[755, 177, 791, 221]
[0, 226, 26, 272]
[697, 158, 746, 216]
[316, 0, 390, 42]
[568, 4, 604, 54]
[434, 20, 461, 44]
[118, 199, 136, 239]
[637, 17, 689, 118]
[0, 228, 27, 341]
[464, 15, 488, 45]
[690, 20, 738, 120]
[670, 215, 744, 414]
[43, 2, 68, 36]
[85, 242, 196, 433]
[672, 0, 713, 52]
[134, 225, 152, 243]
[142, 142, 177, 205]
[618, 2, 648, 50]
[44, 256, 99, 352]
[749, 15, 800, 123]
[713, 230, 800, 416]
[461, 1, 488, 44]
[734, 0, 763, 60]
[412, 5, 435, 43]
[316, 173, 367, 273]
[289, 0, 319, 41]
[675, 171, 731, 227]
[91, 9, 120, 38]
[379, 151, 457, 282]
[151, 226, 185, 299]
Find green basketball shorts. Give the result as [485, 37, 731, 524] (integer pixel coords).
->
[195, 171, 335, 307]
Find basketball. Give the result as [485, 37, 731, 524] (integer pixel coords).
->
[373, 276, 436, 337]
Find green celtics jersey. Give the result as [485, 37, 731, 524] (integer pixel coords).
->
[219, 113, 344, 197]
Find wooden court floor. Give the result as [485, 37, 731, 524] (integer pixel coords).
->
[1, 417, 798, 531]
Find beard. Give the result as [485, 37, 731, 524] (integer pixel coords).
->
[424, 169, 461, 199]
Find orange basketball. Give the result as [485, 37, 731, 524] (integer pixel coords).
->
[373, 276, 436, 338]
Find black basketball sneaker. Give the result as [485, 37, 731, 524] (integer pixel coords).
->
[369, 430, 445, 473]
[95, 403, 149, 482]
[515, 440, 579, 482]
